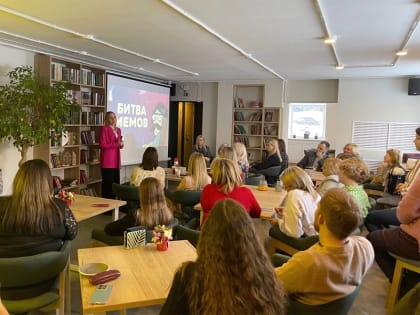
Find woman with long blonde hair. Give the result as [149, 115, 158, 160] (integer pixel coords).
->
[233, 141, 250, 178]
[177, 152, 211, 191]
[160, 199, 286, 315]
[250, 138, 282, 185]
[270, 166, 320, 237]
[200, 158, 261, 226]
[105, 177, 173, 234]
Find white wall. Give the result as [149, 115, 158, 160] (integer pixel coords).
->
[0, 46, 35, 195]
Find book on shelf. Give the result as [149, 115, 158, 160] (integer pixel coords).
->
[265, 111, 273, 122]
[269, 126, 278, 136]
[80, 187, 97, 197]
[236, 97, 244, 108]
[52, 176, 63, 190]
[250, 124, 261, 135]
[264, 126, 270, 135]
[80, 170, 88, 184]
[234, 111, 245, 121]
[81, 130, 95, 144]
[80, 149, 88, 164]
[249, 111, 262, 121]
[50, 153, 62, 168]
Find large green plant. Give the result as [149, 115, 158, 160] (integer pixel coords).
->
[0, 66, 80, 165]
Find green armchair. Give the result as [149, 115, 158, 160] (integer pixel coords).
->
[0, 240, 71, 315]
[165, 189, 202, 224]
[268, 226, 319, 256]
[174, 224, 200, 247]
[112, 182, 140, 214]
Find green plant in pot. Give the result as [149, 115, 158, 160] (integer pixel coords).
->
[0, 66, 80, 166]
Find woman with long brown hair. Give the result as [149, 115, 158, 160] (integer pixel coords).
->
[0, 159, 77, 258]
[130, 146, 166, 187]
[105, 177, 173, 234]
[160, 198, 286, 315]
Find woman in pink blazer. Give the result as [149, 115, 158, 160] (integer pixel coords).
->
[100, 111, 124, 199]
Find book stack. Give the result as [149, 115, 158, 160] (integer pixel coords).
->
[80, 170, 88, 184]
[81, 131, 95, 144]
[80, 149, 88, 164]
[50, 153, 62, 168]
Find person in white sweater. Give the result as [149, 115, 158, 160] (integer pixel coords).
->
[270, 166, 320, 238]
[130, 146, 165, 187]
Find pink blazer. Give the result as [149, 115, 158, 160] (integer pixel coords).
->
[99, 125, 122, 169]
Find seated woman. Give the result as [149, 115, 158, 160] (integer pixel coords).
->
[316, 158, 344, 197]
[200, 158, 261, 226]
[130, 146, 165, 187]
[270, 166, 320, 238]
[219, 146, 244, 179]
[177, 152, 211, 191]
[365, 128, 420, 231]
[160, 198, 286, 315]
[191, 134, 213, 166]
[250, 138, 282, 185]
[0, 159, 78, 257]
[364, 148, 403, 193]
[233, 141, 250, 179]
[104, 177, 174, 236]
[278, 138, 289, 175]
[367, 175, 420, 295]
[336, 143, 361, 160]
[339, 157, 371, 218]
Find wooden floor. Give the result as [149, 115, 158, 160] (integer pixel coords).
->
[31, 213, 389, 315]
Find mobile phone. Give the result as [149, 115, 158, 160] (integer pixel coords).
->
[89, 284, 113, 305]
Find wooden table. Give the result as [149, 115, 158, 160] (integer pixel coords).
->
[78, 240, 197, 314]
[71, 194, 127, 222]
[304, 169, 325, 184]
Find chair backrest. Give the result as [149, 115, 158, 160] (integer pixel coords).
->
[245, 174, 264, 186]
[175, 224, 200, 247]
[0, 240, 71, 297]
[112, 182, 139, 201]
[392, 282, 420, 315]
[165, 189, 202, 207]
[287, 285, 361, 315]
[271, 253, 291, 267]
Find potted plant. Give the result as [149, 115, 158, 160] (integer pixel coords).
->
[0, 66, 80, 166]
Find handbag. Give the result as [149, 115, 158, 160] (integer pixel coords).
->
[386, 172, 406, 195]
[124, 226, 146, 249]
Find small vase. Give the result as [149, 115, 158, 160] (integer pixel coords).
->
[156, 240, 169, 251]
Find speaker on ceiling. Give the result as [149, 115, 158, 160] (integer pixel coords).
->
[408, 78, 420, 95]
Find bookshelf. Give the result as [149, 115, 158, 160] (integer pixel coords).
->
[232, 85, 281, 162]
[33, 54, 105, 196]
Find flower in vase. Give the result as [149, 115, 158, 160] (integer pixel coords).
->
[151, 225, 173, 244]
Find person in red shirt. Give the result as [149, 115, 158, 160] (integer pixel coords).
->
[200, 158, 261, 226]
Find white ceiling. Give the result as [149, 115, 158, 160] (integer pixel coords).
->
[0, 0, 419, 82]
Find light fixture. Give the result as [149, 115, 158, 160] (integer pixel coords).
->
[396, 50, 407, 56]
[324, 37, 336, 44]
[161, 0, 285, 80]
[335, 65, 344, 70]
[0, 5, 199, 76]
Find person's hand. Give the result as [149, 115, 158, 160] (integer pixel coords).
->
[396, 182, 407, 193]
[119, 140, 124, 149]
[270, 218, 279, 226]
[274, 207, 284, 216]
[316, 149, 324, 159]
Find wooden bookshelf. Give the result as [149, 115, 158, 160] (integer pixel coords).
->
[232, 85, 281, 162]
[34, 54, 105, 196]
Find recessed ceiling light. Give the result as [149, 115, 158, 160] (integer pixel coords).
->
[80, 51, 88, 55]
[396, 50, 407, 56]
[83, 34, 95, 40]
[335, 65, 344, 70]
[324, 37, 337, 44]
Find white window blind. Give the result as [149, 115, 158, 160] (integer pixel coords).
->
[353, 121, 419, 152]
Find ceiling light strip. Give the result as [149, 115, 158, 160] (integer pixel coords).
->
[0, 40, 170, 86]
[313, 0, 341, 67]
[0, 30, 166, 77]
[161, 0, 286, 80]
[0, 5, 198, 76]
[392, 9, 420, 65]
